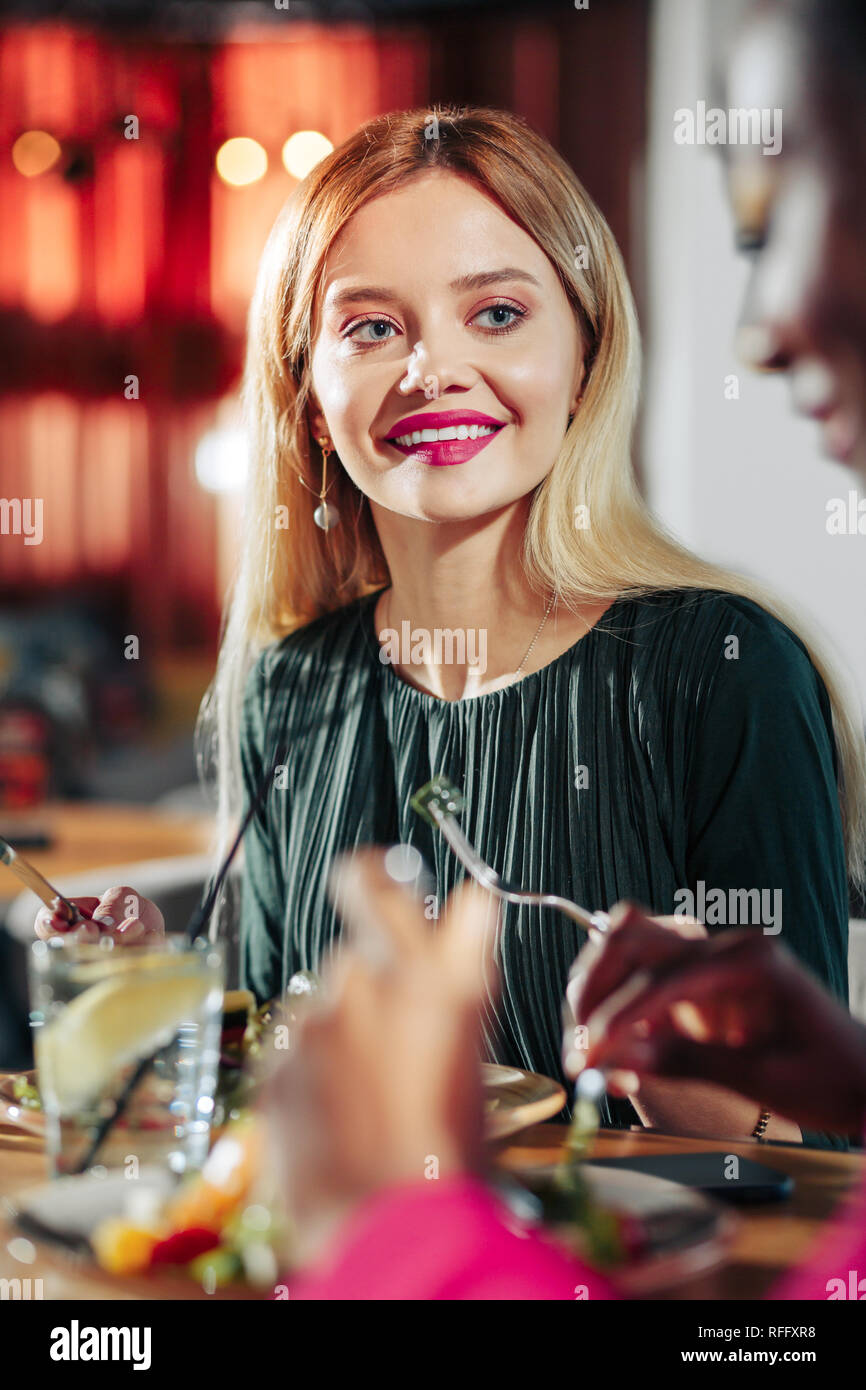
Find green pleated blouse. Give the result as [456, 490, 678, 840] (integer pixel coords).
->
[238, 587, 850, 1148]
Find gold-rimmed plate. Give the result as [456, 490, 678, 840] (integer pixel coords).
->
[0, 1063, 566, 1148]
[482, 1063, 566, 1141]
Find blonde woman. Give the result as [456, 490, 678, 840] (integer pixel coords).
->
[38, 106, 866, 1148]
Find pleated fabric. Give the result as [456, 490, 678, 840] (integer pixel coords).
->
[239, 586, 850, 1145]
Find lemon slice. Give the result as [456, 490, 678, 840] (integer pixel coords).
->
[37, 967, 216, 1113]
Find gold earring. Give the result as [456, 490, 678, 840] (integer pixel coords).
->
[298, 435, 340, 530]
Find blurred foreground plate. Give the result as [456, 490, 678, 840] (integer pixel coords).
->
[5, 1168, 261, 1300]
[481, 1063, 566, 1140]
[512, 1161, 736, 1295]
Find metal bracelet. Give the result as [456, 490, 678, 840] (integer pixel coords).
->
[751, 1107, 772, 1140]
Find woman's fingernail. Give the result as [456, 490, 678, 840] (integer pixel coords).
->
[93, 914, 115, 927]
[563, 1048, 586, 1077]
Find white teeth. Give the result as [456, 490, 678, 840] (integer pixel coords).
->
[392, 424, 499, 447]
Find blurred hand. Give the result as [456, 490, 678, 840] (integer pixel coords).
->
[563, 902, 866, 1133]
[264, 848, 498, 1266]
[562, 907, 706, 1096]
[34, 886, 165, 945]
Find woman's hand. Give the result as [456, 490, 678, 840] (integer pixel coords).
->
[34, 886, 165, 945]
[563, 902, 866, 1134]
[264, 848, 497, 1266]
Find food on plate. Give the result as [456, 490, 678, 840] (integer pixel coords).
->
[90, 1115, 287, 1287]
[10, 1074, 41, 1110]
[213, 993, 289, 1124]
[514, 1085, 649, 1268]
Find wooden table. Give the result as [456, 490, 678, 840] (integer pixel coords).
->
[0, 1121, 861, 1300]
[0, 801, 216, 908]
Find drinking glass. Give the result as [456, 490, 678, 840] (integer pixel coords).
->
[28, 934, 224, 1178]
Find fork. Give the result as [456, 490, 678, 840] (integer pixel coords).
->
[410, 775, 610, 937]
[411, 775, 619, 1147]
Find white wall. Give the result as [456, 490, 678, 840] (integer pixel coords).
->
[642, 0, 866, 714]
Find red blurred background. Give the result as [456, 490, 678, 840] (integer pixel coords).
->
[0, 0, 647, 810]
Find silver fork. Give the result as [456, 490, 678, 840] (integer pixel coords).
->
[410, 776, 610, 937]
[410, 776, 615, 1139]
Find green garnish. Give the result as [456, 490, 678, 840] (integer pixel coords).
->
[410, 775, 465, 826]
[563, 1091, 601, 1161]
[543, 1078, 627, 1267]
[11, 1076, 41, 1110]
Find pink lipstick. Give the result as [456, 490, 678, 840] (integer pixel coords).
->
[384, 409, 506, 467]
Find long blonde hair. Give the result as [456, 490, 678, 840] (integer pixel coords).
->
[198, 103, 866, 910]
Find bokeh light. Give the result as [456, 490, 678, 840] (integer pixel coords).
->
[215, 137, 267, 187]
[281, 130, 333, 179]
[194, 423, 249, 493]
[12, 130, 61, 177]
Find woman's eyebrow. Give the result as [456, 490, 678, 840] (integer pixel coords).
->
[326, 267, 542, 313]
[450, 268, 542, 292]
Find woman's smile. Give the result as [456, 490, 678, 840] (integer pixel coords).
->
[384, 408, 507, 466]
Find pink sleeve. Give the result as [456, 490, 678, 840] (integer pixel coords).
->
[766, 1122, 866, 1301]
[284, 1175, 621, 1301]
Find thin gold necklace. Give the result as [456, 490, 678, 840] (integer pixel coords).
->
[384, 589, 557, 680]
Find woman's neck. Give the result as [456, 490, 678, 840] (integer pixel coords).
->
[369, 496, 610, 701]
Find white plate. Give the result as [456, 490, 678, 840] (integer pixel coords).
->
[8, 1166, 176, 1249]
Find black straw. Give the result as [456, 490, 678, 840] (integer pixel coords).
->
[184, 757, 279, 945]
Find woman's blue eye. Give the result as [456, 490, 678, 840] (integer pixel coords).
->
[349, 319, 396, 343]
[474, 303, 525, 331]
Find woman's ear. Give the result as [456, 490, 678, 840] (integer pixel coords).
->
[305, 386, 327, 440]
[571, 359, 587, 414]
